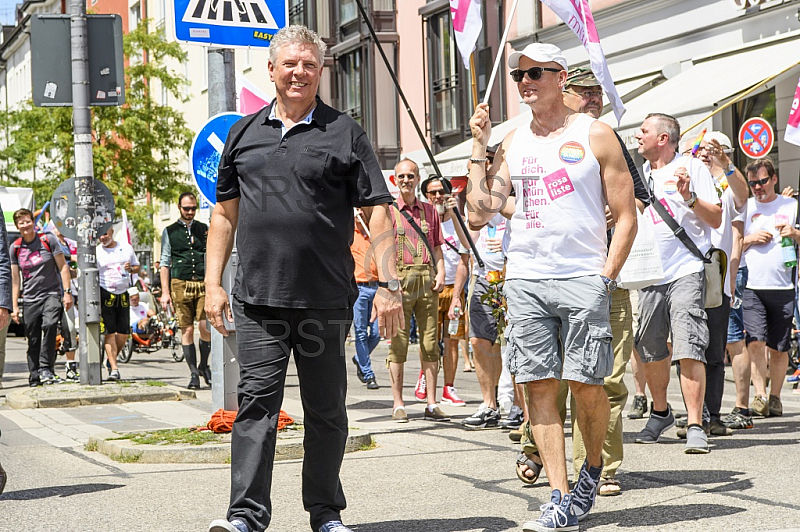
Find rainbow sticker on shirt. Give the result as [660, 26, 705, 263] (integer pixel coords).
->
[751, 213, 762, 224]
[559, 141, 585, 165]
[662, 180, 678, 195]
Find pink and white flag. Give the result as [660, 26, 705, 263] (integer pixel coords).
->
[450, 0, 482, 70]
[785, 76, 800, 147]
[236, 74, 272, 115]
[540, 0, 626, 124]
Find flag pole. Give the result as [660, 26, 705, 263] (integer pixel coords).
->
[482, 0, 519, 105]
[469, 53, 479, 107]
[354, 0, 484, 268]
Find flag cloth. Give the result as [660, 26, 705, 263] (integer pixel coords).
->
[540, 0, 625, 124]
[450, 0, 482, 70]
[236, 74, 271, 115]
[785, 75, 800, 147]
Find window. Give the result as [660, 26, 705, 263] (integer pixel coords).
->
[425, 1, 506, 152]
[340, 0, 357, 25]
[289, 0, 306, 26]
[429, 10, 460, 140]
[339, 49, 362, 125]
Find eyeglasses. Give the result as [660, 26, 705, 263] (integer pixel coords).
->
[510, 67, 562, 83]
[396, 174, 416, 181]
[566, 89, 603, 99]
[427, 189, 447, 196]
[181, 206, 197, 211]
[748, 177, 771, 188]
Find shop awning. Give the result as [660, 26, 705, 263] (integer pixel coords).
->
[601, 33, 800, 138]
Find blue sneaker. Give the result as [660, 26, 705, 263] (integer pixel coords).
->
[787, 370, 800, 383]
[522, 489, 578, 532]
[319, 521, 353, 532]
[571, 460, 602, 521]
[208, 518, 248, 532]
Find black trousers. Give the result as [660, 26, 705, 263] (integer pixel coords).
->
[228, 296, 352, 532]
[705, 294, 731, 420]
[23, 294, 63, 384]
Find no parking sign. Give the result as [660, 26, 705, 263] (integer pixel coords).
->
[738, 117, 774, 159]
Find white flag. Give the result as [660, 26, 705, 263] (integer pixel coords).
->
[540, 0, 625, 124]
[450, 0, 482, 70]
[785, 76, 800, 147]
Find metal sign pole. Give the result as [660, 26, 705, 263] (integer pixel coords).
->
[71, 0, 102, 384]
[207, 47, 239, 411]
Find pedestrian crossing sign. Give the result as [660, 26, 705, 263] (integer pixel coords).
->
[172, 0, 287, 47]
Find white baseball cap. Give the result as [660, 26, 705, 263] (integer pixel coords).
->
[508, 43, 568, 71]
[705, 131, 733, 149]
[127, 287, 139, 296]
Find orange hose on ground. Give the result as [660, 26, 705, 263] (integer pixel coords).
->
[203, 409, 295, 433]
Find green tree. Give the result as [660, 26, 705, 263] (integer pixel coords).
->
[0, 19, 193, 242]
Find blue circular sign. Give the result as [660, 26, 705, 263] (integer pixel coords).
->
[191, 112, 244, 206]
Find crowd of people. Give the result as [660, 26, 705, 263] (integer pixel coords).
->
[0, 22, 796, 532]
[0, 189, 212, 390]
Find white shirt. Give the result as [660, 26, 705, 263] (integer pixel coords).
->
[710, 188, 745, 298]
[473, 213, 507, 276]
[743, 195, 798, 290]
[97, 242, 139, 294]
[643, 154, 719, 284]
[440, 218, 469, 285]
[130, 301, 149, 326]
[505, 113, 608, 280]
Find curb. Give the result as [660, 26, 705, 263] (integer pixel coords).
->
[87, 429, 373, 464]
[6, 384, 196, 409]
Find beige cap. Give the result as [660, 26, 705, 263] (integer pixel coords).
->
[508, 43, 567, 71]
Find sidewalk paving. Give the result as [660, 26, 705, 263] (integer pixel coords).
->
[1, 337, 800, 530]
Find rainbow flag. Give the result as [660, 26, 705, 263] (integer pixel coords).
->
[691, 128, 707, 157]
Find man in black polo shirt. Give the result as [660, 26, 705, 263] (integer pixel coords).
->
[160, 192, 211, 389]
[205, 25, 403, 532]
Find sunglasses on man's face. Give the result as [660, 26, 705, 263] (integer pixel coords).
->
[748, 177, 771, 188]
[181, 206, 197, 212]
[510, 67, 562, 83]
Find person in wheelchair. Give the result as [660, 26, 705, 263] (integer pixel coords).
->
[129, 287, 156, 339]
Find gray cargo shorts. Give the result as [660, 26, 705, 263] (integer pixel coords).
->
[635, 271, 708, 363]
[504, 275, 613, 386]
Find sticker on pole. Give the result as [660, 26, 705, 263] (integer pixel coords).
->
[738, 117, 774, 159]
[172, 0, 288, 47]
[191, 112, 244, 206]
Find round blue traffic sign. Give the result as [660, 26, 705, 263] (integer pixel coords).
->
[191, 112, 244, 206]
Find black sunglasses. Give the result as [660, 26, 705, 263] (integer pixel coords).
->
[748, 177, 771, 188]
[181, 206, 198, 211]
[510, 67, 562, 83]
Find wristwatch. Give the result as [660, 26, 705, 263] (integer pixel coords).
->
[378, 279, 401, 292]
[64, 288, 73, 295]
[725, 162, 736, 176]
[685, 192, 698, 209]
[600, 276, 617, 292]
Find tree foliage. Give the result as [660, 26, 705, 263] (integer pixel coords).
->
[0, 20, 193, 243]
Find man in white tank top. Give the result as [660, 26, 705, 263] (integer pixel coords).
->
[467, 43, 637, 531]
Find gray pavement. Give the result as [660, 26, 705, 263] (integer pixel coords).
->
[1, 335, 800, 531]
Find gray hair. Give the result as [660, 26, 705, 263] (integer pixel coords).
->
[269, 25, 327, 64]
[645, 112, 681, 148]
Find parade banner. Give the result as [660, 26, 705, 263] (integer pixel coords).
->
[450, 0, 482, 70]
[540, 0, 625, 124]
[785, 75, 800, 147]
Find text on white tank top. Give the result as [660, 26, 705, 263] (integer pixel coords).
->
[505, 112, 607, 280]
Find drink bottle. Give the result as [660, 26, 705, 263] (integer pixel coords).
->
[448, 306, 461, 336]
[782, 236, 797, 268]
